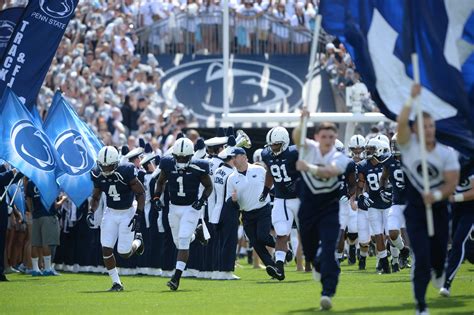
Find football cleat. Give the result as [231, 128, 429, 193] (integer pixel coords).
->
[348, 245, 356, 265]
[135, 233, 145, 256]
[266, 265, 285, 281]
[285, 248, 294, 263]
[399, 247, 410, 269]
[108, 282, 124, 292]
[167, 277, 180, 291]
[431, 269, 445, 289]
[439, 287, 450, 297]
[194, 224, 208, 246]
[358, 256, 366, 270]
[379, 257, 391, 274]
[320, 296, 332, 310]
[0, 274, 8, 281]
[391, 262, 400, 273]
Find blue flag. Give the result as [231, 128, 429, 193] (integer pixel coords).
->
[320, 0, 474, 155]
[8, 182, 26, 215]
[0, 6, 26, 59]
[0, 88, 62, 209]
[43, 91, 103, 207]
[0, 0, 79, 110]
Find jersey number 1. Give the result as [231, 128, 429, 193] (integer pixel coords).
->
[176, 176, 186, 197]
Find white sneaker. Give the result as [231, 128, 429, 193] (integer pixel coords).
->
[431, 270, 445, 289]
[439, 287, 450, 297]
[221, 272, 240, 280]
[320, 296, 332, 310]
[415, 308, 429, 315]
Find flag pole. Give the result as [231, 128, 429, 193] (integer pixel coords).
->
[300, 14, 322, 152]
[0, 172, 18, 204]
[8, 182, 21, 208]
[411, 53, 434, 237]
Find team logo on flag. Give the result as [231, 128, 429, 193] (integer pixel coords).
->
[39, 0, 75, 19]
[54, 129, 91, 175]
[11, 120, 55, 171]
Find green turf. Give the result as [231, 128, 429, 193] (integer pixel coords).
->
[1, 258, 473, 314]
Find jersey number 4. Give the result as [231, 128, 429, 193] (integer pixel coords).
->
[270, 164, 291, 183]
[108, 185, 121, 201]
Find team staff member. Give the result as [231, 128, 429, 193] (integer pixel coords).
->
[397, 84, 459, 315]
[226, 147, 277, 279]
[292, 110, 350, 311]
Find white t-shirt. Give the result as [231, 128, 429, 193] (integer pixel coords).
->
[400, 134, 460, 194]
[226, 163, 269, 211]
[299, 139, 350, 195]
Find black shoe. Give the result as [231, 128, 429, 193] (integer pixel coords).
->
[358, 256, 366, 270]
[0, 274, 8, 282]
[348, 245, 356, 265]
[392, 262, 400, 273]
[399, 247, 410, 269]
[266, 265, 285, 281]
[369, 243, 376, 257]
[108, 282, 124, 292]
[135, 233, 145, 256]
[379, 257, 391, 274]
[194, 224, 208, 246]
[167, 276, 180, 291]
[285, 249, 294, 263]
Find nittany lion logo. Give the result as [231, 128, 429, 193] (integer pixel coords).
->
[54, 130, 92, 176]
[11, 120, 55, 171]
[39, 0, 75, 19]
[161, 59, 304, 122]
[0, 20, 15, 44]
[415, 162, 440, 180]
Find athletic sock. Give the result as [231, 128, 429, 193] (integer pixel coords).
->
[108, 268, 121, 285]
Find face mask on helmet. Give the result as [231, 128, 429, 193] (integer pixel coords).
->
[97, 146, 120, 176]
[365, 145, 377, 159]
[266, 127, 289, 156]
[99, 162, 119, 176]
[173, 154, 192, 169]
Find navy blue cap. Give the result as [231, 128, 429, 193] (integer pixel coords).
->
[231, 147, 247, 156]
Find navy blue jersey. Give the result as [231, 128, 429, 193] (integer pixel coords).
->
[91, 163, 137, 209]
[357, 159, 391, 209]
[339, 160, 357, 198]
[261, 145, 299, 199]
[160, 156, 210, 206]
[383, 156, 406, 205]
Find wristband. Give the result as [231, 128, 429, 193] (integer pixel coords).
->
[453, 194, 464, 203]
[308, 164, 319, 176]
[432, 190, 443, 202]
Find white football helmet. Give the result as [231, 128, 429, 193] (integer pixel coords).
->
[266, 126, 289, 156]
[391, 133, 401, 156]
[97, 146, 120, 176]
[375, 134, 391, 154]
[348, 134, 366, 159]
[253, 148, 263, 163]
[173, 138, 194, 169]
[335, 139, 344, 153]
[365, 138, 384, 159]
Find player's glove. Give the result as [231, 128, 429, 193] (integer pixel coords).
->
[259, 186, 271, 202]
[380, 189, 392, 203]
[128, 210, 144, 233]
[192, 197, 207, 210]
[340, 194, 350, 203]
[357, 194, 374, 210]
[86, 210, 95, 228]
[153, 197, 164, 211]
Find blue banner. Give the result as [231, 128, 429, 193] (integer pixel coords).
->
[8, 182, 26, 215]
[320, 0, 474, 155]
[0, 88, 63, 209]
[0, 0, 79, 110]
[0, 7, 26, 59]
[43, 91, 103, 207]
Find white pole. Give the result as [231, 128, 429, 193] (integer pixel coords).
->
[223, 112, 390, 123]
[222, 0, 230, 119]
[8, 182, 21, 208]
[411, 53, 434, 237]
[0, 173, 18, 204]
[300, 15, 322, 151]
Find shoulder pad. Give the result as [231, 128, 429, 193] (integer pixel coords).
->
[261, 147, 272, 160]
[190, 159, 210, 174]
[117, 163, 137, 180]
[159, 155, 176, 171]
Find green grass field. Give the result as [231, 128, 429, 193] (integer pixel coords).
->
[1, 258, 472, 314]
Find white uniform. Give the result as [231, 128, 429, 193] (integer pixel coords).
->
[101, 206, 136, 254]
[226, 164, 270, 211]
[207, 156, 224, 222]
[210, 164, 234, 224]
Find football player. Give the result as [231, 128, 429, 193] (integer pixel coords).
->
[380, 135, 410, 272]
[154, 138, 213, 291]
[356, 138, 391, 274]
[87, 146, 146, 292]
[261, 126, 300, 280]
